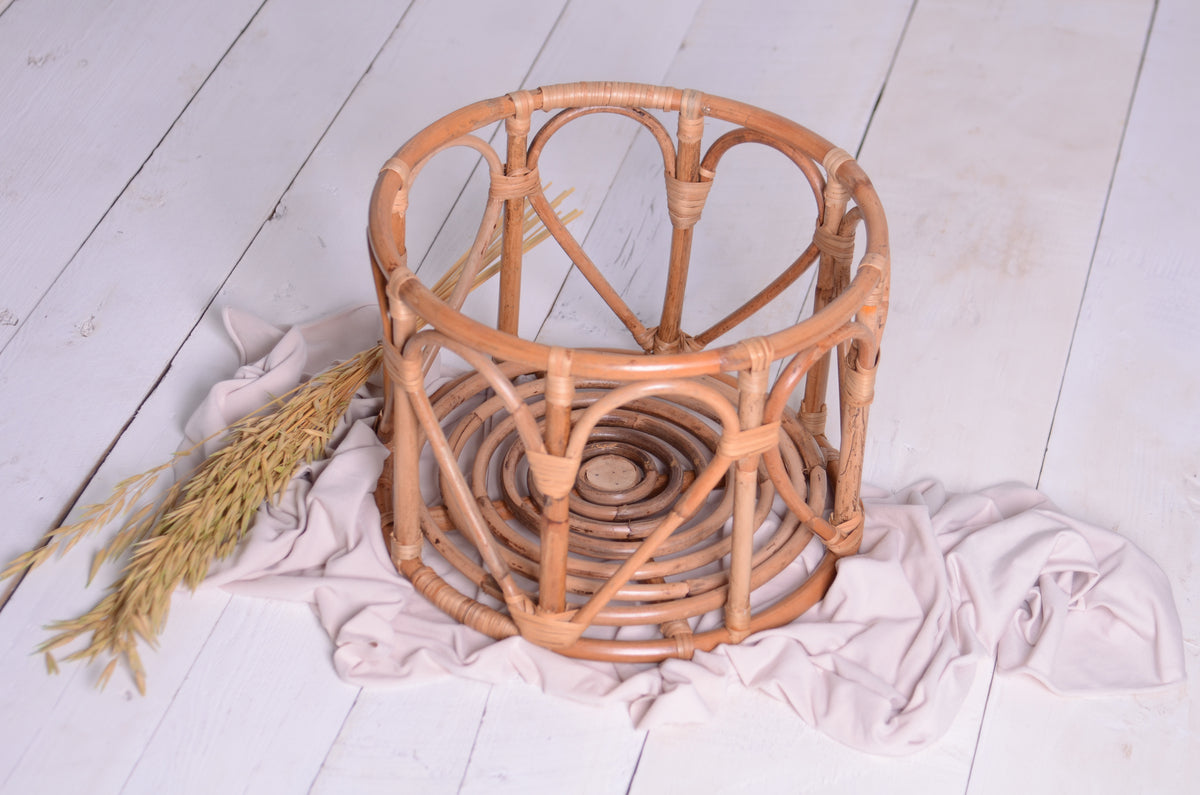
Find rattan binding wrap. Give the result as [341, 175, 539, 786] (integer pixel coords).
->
[368, 82, 889, 662]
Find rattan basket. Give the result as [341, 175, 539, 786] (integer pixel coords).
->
[368, 81, 889, 662]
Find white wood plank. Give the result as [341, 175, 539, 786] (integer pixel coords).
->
[630, 665, 992, 794]
[857, 0, 1154, 490]
[458, 685, 646, 795]
[309, 679, 491, 795]
[0, 0, 262, 351]
[0, 0, 404, 564]
[26, 2, 571, 792]
[119, 599, 363, 795]
[0, 2, 1182, 794]
[0, 1, 413, 791]
[967, 0, 1199, 791]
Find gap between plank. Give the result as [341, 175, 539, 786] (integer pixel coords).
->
[0, 0, 409, 615]
[0, 2, 274, 613]
[411, 0, 571, 279]
[961, 657, 999, 795]
[1035, 0, 1160, 490]
[530, 1, 707, 345]
[622, 734, 649, 795]
[768, 0, 918, 381]
[968, 3, 1159, 791]
[455, 687, 494, 795]
[854, 0, 920, 160]
[115, 598, 239, 794]
[304, 689, 365, 795]
[0, 0, 270, 363]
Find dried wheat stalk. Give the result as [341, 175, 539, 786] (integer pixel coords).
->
[3, 191, 576, 691]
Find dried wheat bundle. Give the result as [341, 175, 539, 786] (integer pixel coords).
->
[3, 191, 577, 691]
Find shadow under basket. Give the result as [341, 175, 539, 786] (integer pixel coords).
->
[368, 81, 889, 663]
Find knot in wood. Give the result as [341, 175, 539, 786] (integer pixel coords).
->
[506, 90, 537, 133]
[525, 449, 580, 500]
[399, 353, 426, 393]
[717, 421, 781, 459]
[545, 347, 575, 405]
[510, 606, 585, 649]
[677, 88, 704, 144]
[800, 406, 827, 436]
[842, 360, 876, 406]
[489, 167, 540, 202]
[740, 335, 774, 372]
[665, 173, 712, 229]
[813, 225, 856, 260]
[822, 146, 854, 184]
[825, 511, 864, 557]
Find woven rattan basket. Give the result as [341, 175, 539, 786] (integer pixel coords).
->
[368, 81, 889, 662]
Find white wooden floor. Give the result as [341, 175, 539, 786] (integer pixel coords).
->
[1, 0, 1196, 792]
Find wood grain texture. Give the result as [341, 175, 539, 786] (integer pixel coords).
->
[857, 0, 1155, 490]
[0, 0, 262, 351]
[966, 0, 1198, 791]
[308, 680, 491, 794]
[3, 2, 571, 792]
[0, 0, 406, 563]
[117, 600, 360, 794]
[457, 685, 646, 795]
[0, 0, 411, 791]
[631, 671, 991, 794]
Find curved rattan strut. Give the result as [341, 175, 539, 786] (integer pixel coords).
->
[368, 81, 889, 662]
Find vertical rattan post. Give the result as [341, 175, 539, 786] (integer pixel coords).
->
[498, 92, 535, 336]
[832, 248, 885, 553]
[387, 301, 423, 564]
[830, 354, 874, 555]
[538, 347, 575, 614]
[656, 89, 705, 352]
[726, 338, 771, 641]
[800, 150, 853, 450]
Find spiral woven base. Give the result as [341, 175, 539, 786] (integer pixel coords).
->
[377, 362, 841, 662]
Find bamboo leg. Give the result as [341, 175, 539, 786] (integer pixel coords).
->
[388, 302, 423, 564]
[538, 348, 574, 613]
[655, 89, 705, 352]
[726, 342, 770, 641]
[831, 352, 877, 556]
[800, 172, 852, 439]
[498, 93, 534, 335]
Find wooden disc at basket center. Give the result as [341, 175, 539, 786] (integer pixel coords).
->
[578, 454, 641, 493]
